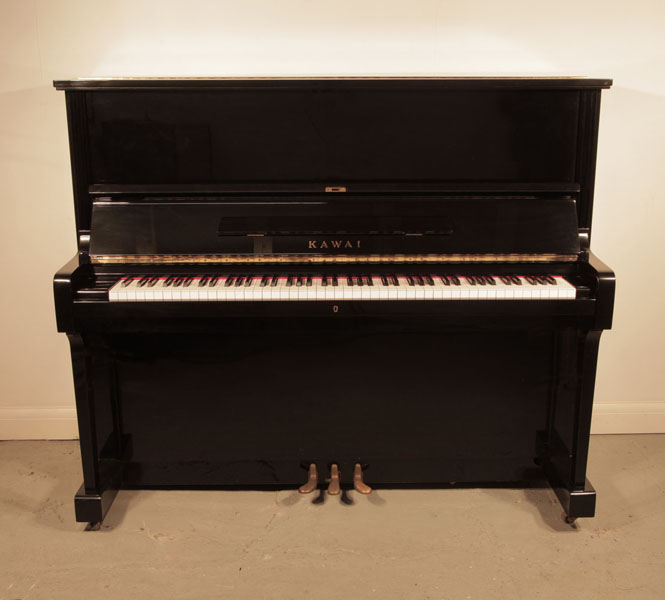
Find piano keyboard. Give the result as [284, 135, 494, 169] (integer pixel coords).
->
[109, 274, 577, 301]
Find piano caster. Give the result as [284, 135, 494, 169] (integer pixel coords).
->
[327, 463, 342, 495]
[353, 463, 372, 494]
[563, 513, 578, 526]
[298, 463, 318, 494]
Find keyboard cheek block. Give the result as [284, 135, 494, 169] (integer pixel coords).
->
[53, 77, 614, 527]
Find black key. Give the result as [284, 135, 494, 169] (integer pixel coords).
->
[536, 275, 548, 285]
[381, 275, 388, 286]
[286, 276, 293, 287]
[235, 276, 244, 287]
[148, 276, 159, 287]
[183, 276, 194, 287]
[414, 275, 424, 286]
[260, 275, 268, 287]
[510, 275, 522, 285]
[476, 276, 486, 286]
[357, 275, 363, 286]
[332, 275, 338, 287]
[296, 275, 303, 287]
[545, 275, 556, 285]
[525, 276, 537, 285]
[322, 275, 328, 287]
[173, 277, 184, 287]
[392, 275, 399, 286]
[406, 275, 415, 286]
[347, 275, 354, 286]
[164, 276, 175, 287]
[441, 275, 450, 286]
[244, 276, 253, 287]
[271, 274, 279, 287]
[224, 276, 234, 287]
[499, 275, 511, 285]
[449, 275, 460, 286]
[306, 275, 312, 287]
[210, 276, 220, 286]
[199, 276, 210, 287]
[366, 275, 373, 286]
[466, 276, 476, 286]
[425, 275, 434, 286]
[485, 275, 496, 286]
[122, 277, 134, 287]
[137, 276, 150, 288]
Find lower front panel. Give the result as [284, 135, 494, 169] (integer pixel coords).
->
[96, 317, 567, 487]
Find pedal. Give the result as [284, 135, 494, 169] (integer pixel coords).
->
[353, 463, 372, 494]
[298, 463, 318, 494]
[327, 463, 341, 495]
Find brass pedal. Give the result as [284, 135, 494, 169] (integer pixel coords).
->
[298, 463, 318, 494]
[353, 463, 372, 494]
[327, 463, 341, 495]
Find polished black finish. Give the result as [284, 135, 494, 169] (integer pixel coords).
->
[89, 197, 580, 258]
[53, 78, 615, 526]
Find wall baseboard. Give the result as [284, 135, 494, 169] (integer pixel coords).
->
[590, 402, 665, 434]
[0, 407, 78, 440]
[1, 403, 664, 440]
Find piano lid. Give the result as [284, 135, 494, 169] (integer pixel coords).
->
[54, 76, 613, 90]
[55, 77, 611, 243]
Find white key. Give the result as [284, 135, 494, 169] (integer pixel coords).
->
[376, 277, 390, 300]
[124, 278, 140, 301]
[476, 278, 489, 300]
[423, 279, 435, 299]
[324, 278, 336, 300]
[278, 277, 288, 300]
[315, 277, 326, 300]
[555, 276, 576, 299]
[109, 279, 123, 301]
[198, 278, 213, 301]
[414, 278, 426, 300]
[182, 278, 198, 301]
[297, 277, 309, 300]
[512, 278, 527, 300]
[402, 278, 416, 300]
[303, 277, 315, 300]
[360, 278, 372, 300]
[388, 277, 399, 300]
[485, 277, 497, 299]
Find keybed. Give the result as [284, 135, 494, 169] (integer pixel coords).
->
[109, 273, 577, 301]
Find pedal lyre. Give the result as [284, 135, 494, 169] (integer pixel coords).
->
[327, 463, 341, 495]
[353, 463, 372, 494]
[298, 463, 318, 494]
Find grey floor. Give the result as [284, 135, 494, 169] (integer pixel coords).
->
[1, 437, 664, 599]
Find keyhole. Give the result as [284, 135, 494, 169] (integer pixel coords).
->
[333, 305, 339, 313]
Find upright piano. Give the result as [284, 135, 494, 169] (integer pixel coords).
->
[53, 77, 615, 526]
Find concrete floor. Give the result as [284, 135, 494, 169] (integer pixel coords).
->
[1, 437, 664, 599]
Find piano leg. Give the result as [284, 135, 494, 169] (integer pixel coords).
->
[542, 329, 603, 522]
[75, 483, 119, 527]
[68, 334, 122, 527]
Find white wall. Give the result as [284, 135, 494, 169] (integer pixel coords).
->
[1, 0, 664, 438]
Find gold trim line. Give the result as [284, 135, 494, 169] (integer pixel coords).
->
[91, 253, 578, 265]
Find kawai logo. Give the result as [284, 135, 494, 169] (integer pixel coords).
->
[308, 240, 361, 250]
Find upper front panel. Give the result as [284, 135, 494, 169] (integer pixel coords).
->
[85, 89, 579, 185]
[58, 79, 610, 236]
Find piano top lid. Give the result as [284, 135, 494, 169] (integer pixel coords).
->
[53, 76, 613, 91]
